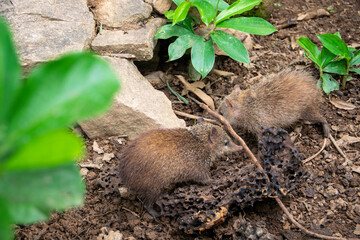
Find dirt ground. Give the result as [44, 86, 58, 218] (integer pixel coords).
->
[16, 0, 360, 239]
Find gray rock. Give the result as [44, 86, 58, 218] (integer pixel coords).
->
[79, 57, 185, 139]
[144, 71, 167, 89]
[0, 0, 94, 66]
[144, 0, 172, 14]
[92, 18, 166, 61]
[88, 0, 152, 28]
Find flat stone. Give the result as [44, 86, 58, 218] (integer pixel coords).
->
[92, 18, 166, 61]
[0, 0, 94, 66]
[144, 0, 172, 14]
[79, 57, 185, 139]
[88, 0, 152, 28]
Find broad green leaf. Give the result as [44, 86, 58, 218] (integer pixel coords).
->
[322, 73, 339, 94]
[323, 59, 348, 75]
[6, 53, 120, 149]
[173, 0, 186, 5]
[350, 67, 360, 74]
[7, 202, 48, 224]
[349, 47, 356, 52]
[189, 61, 202, 80]
[297, 37, 321, 67]
[317, 33, 350, 60]
[334, 32, 341, 39]
[319, 47, 336, 68]
[154, 24, 192, 39]
[191, 0, 216, 26]
[0, 17, 21, 124]
[210, 30, 250, 64]
[177, 16, 195, 33]
[173, 1, 192, 25]
[191, 37, 215, 78]
[0, 164, 85, 223]
[165, 10, 175, 19]
[4, 129, 83, 171]
[205, 0, 229, 11]
[0, 198, 12, 240]
[350, 50, 360, 65]
[215, 0, 262, 24]
[216, 17, 277, 35]
[169, 34, 199, 61]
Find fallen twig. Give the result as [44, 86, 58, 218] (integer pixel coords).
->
[200, 103, 357, 240]
[303, 138, 327, 164]
[173, 110, 217, 124]
[328, 133, 352, 166]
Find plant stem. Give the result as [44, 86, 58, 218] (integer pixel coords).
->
[342, 59, 351, 89]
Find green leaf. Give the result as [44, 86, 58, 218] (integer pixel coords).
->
[191, 37, 215, 78]
[215, 0, 262, 24]
[165, 10, 175, 19]
[191, 0, 216, 26]
[350, 50, 360, 65]
[349, 47, 356, 52]
[317, 33, 350, 60]
[0, 198, 12, 240]
[322, 73, 339, 94]
[6, 53, 120, 149]
[4, 129, 83, 171]
[7, 202, 48, 224]
[188, 61, 202, 80]
[154, 24, 192, 39]
[0, 17, 21, 125]
[216, 17, 277, 35]
[173, 0, 186, 5]
[0, 164, 85, 224]
[177, 16, 195, 33]
[210, 30, 250, 64]
[334, 32, 342, 39]
[297, 37, 321, 67]
[173, 1, 192, 25]
[205, 0, 229, 11]
[350, 67, 360, 74]
[319, 47, 336, 68]
[323, 59, 348, 75]
[168, 34, 199, 61]
[166, 82, 189, 104]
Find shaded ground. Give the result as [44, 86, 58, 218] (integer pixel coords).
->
[17, 0, 360, 239]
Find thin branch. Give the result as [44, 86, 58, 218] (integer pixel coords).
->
[173, 110, 217, 124]
[200, 103, 356, 240]
[303, 138, 327, 163]
[328, 133, 351, 166]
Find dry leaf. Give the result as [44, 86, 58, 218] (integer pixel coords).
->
[93, 141, 104, 154]
[103, 153, 115, 162]
[290, 35, 298, 50]
[176, 75, 215, 110]
[181, 81, 206, 95]
[352, 166, 360, 175]
[297, 8, 330, 21]
[212, 69, 235, 77]
[336, 135, 360, 147]
[330, 97, 357, 110]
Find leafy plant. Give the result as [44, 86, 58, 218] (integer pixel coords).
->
[0, 17, 120, 239]
[297, 33, 360, 94]
[154, 0, 277, 79]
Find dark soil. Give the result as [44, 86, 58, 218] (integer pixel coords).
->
[16, 0, 360, 239]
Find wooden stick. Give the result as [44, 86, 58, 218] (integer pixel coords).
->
[328, 133, 351, 166]
[200, 103, 356, 240]
[173, 110, 217, 124]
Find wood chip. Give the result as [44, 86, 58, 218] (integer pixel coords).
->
[329, 97, 357, 110]
[93, 141, 104, 154]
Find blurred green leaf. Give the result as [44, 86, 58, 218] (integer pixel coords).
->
[191, 0, 216, 26]
[169, 34, 199, 61]
[173, 1, 192, 25]
[154, 24, 192, 39]
[323, 59, 348, 75]
[216, 17, 276, 35]
[210, 30, 249, 64]
[191, 37, 215, 78]
[6, 53, 120, 149]
[7, 202, 48, 224]
[317, 33, 350, 60]
[0, 198, 12, 240]
[322, 73, 339, 94]
[173, 0, 186, 5]
[0, 17, 21, 125]
[319, 47, 336, 68]
[297, 37, 321, 67]
[350, 67, 360, 74]
[350, 50, 360, 65]
[215, 0, 261, 24]
[165, 10, 175, 19]
[0, 164, 85, 224]
[4, 130, 83, 171]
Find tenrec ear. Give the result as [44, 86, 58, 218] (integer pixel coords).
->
[209, 127, 218, 144]
[226, 99, 233, 108]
